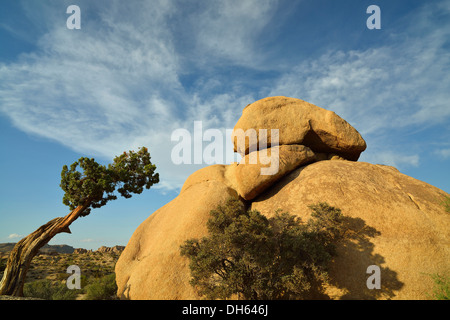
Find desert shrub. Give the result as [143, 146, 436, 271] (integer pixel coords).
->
[56, 271, 68, 281]
[428, 274, 449, 300]
[84, 273, 118, 300]
[180, 199, 347, 300]
[444, 197, 450, 213]
[23, 279, 79, 300]
[52, 283, 80, 300]
[23, 280, 53, 300]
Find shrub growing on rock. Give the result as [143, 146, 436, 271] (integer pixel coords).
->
[180, 198, 347, 300]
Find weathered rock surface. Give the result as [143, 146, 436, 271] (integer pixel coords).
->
[116, 160, 449, 300]
[232, 96, 366, 160]
[180, 164, 237, 194]
[251, 160, 450, 300]
[115, 180, 240, 300]
[233, 144, 316, 200]
[115, 96, 449, 300]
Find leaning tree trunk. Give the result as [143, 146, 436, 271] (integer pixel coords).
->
[0, 201, 90, 296]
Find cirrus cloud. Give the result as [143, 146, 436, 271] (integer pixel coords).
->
[0, 0, 449, 191]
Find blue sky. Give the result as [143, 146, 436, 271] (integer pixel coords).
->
[0, 0, 449, 250]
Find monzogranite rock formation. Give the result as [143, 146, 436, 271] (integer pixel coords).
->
[231, 96, 367, 160]
[251, 160, 449, 299]
[115, 96, 449, 300]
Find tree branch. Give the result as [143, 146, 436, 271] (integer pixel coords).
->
[0, 200, 91, 296]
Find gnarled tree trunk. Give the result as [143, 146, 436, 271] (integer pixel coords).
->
[0, 202, 90, 296]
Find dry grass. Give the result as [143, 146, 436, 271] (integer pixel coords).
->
[0, 250, 121, 285]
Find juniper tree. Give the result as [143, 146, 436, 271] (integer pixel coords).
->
[0, 147, 159, 296]
[180, 199, 346, 300]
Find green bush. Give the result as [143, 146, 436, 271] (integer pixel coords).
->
[429, 274, 449, 300]
[23, 279, 79, 300]
[180, 199, 347, 300]
[84, 273, 118, 300]
[444, 197, 450, 213]
[52, 283, 81, 300]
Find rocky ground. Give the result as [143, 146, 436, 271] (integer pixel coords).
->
[0, 295, 42, 300]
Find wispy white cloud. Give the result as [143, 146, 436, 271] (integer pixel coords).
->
[0, 0, 449, 192]
[367, 151, 420, 169]
[434, 148, 450, 159]
[269, 1, 450, 168]
[0, 0, 276, 191]
[8, 233, 23, 240]
[0, 1, 185, 186]
[270, 37, 450, 136]
[184, 0, 279, 67]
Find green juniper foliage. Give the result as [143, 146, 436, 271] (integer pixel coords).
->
[444, 196, 450, 214]
[180, 199, 347, 300]
[60, 146, 159, 216]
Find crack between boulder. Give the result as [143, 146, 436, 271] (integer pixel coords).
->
[406, 193, 421, 210]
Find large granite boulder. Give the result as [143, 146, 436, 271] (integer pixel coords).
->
[115, 97, 449, 300]
[251, 160, 450, 300]
[232, 96, 366, 160]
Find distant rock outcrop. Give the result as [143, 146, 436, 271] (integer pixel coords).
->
[73, 248, 90, 254]
[115, 96, 450, 300]
[0, 243, 74, 255]
[0, 243, 124, 256]
[73, 246, 125, 255]
[97, 246, 125, 254]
